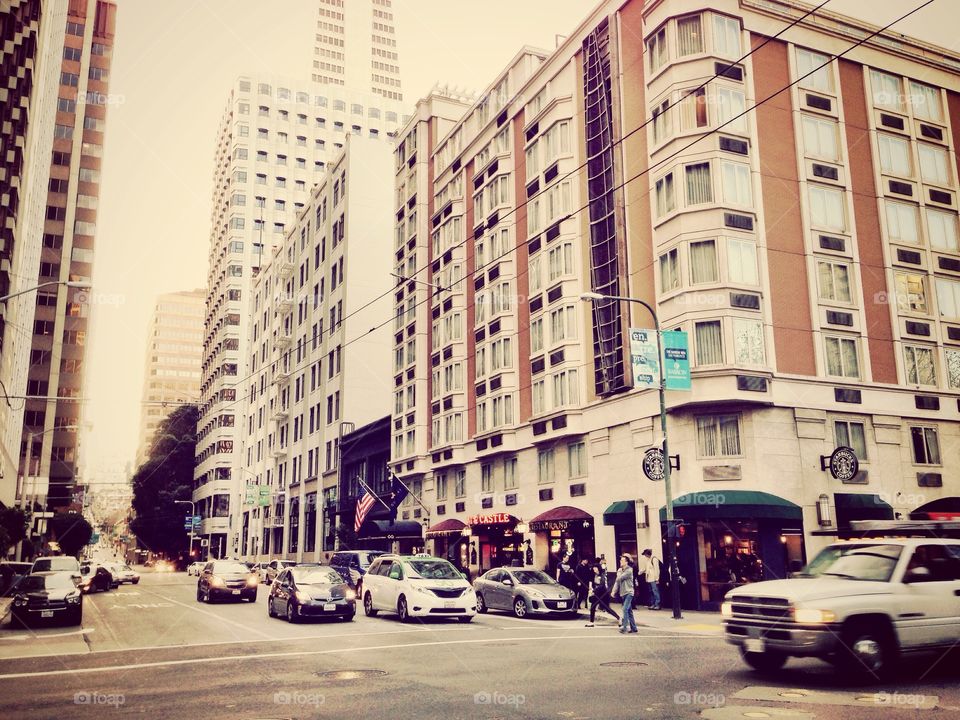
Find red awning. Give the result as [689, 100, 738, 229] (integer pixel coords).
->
[425, 518, 467, 538]
[528, 506, 594, 532]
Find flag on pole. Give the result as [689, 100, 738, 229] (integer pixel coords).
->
[387, 472, 410, 522]
[354, 489, 376, 532]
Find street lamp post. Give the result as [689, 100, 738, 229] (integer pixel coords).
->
[174, 499, 196, 562]
[0, 279, 91, 303]
[580, 291, 682, 620]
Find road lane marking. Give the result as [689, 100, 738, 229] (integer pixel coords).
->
[129, 587, 275, 640]
[0, 634, 634, 679]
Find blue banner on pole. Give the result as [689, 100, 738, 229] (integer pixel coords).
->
[662, 330, 691, 391]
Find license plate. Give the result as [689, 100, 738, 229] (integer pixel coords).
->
[323, 603, 336, 612]
[231, 589, 241, 595]
[41, 610, 54, 618]
[745, 638, 765, 653]
[556, 601, 567, 609]
[443, 601, 455, 609]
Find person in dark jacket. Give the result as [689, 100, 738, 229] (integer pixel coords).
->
[585, 560, 619, 627]
[574, 558, 593, 609]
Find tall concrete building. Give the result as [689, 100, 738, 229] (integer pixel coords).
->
[237, 135, 394, 562]
[0, 0, 67, 508]
[312, 0, 402, 102]
[18, 0, 116, 511]
[194, 77, 406, 559]
[389, 0, 960, 610]
[135, 289, 204, 465]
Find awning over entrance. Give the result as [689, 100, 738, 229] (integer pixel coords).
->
[659, 491, 802, 521]
[910, 496, 960, 520]
[425, 518, 466, 538]
[528, 505, 593, 532]
[835, 492, 894, 525]
[358, 519, 423, 540]
[603, 501, 635, 526]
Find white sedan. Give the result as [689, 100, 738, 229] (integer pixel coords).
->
[186, 561, 205, 576]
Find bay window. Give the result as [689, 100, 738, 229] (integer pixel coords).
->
[720, 161, 752, 207]
[712, 14, 741, 58]
[689, 239, 718, 284]
[655, 172, 676, 217]
[716, 87, 747, 133]
[727, 238, 759, 285]
[660, 248, 680, 291]
[694, 320, 723, 365]
[733, 318, 765, 365]
[677, 15, 704, 56]
[685, 162, 712, 204]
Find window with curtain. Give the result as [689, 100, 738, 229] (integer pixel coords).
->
[689, 240, 718, 284]
[824, 336, 859, 378]
[894, 272, 927, 314]
[728, 238, 759, 285]
[716, 87, 747, 133]
[721, 161, 752, 206]
[712, 14, 741, 58]
[679, 88, 708, 130]
[834, 420, 867, 460]
[801, 115, 839, 161]
[909, 81, 942, 122]
[910, 426, 940, 465]
[686, 163, 713, 205]
[885, 201, 920, 245]
[531, 318, 544, 353]
[904, 345, 937, 386]
[946, 349, 960, 389]
[538, 448, 555, 484]
[652, 99, 673, 143]
[918, 143, 950, 185]
[926, 208, 959, 252]
[808, 185, 845, 231]
[677, 15, 703, 56]
[733, 318, 764, 365]
[660, 248, 680, 291]
[697, 414, 741, 457]
[796, 48, 833, 92]
[532, 379, 545, 414]
[648, 28, 667, 73]
[817, 260, 851, 302]
[655, 172, 675, 217]
[695, 320, 723, 365]
[877, 134, 912, 177]
[870, 69, 902, 110]
[936, 277, 960, 318]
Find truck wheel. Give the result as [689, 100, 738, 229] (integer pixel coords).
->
[837, 622, 896, 681]
[740, 648, 787, 673]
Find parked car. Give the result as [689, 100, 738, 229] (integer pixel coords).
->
[30, 556, 81, 586]
[0, 562, 33, 597]
[10, 572, 83, 627]
[252, 562, 270, 582]
[268, 565, 356, 623]
[263, 559, 297, 585]
[723, 536, 960, 681]
[104, 563, 140, 584]
[473, 567, 577, 618]
[362, 554, 475, 623]
[196, 560, 258, 603]
[78, 562, 116, 593]
[186, 561, 205, 576]
[330, 550, 386, 597]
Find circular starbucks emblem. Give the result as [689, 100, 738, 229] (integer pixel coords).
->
[643, 448, 665, 481]
[829, 446, 859, 481]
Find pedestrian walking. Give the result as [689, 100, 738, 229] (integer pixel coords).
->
[574, 557, 593, 609]
[584, 560, 619, 627]
[556, 556, 577, 595]
[641, 549, 662, 610]
[615, 553, 638, 633]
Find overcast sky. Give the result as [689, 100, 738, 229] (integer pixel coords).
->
[84, 0, 957, 482]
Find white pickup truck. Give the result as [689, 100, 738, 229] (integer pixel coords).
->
[722, 536, 960, 680]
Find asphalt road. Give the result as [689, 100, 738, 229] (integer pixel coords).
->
[0, 571, 958, 719]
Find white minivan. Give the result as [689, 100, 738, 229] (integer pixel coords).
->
[362, 554, 476, 623]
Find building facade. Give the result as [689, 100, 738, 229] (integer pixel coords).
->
[20, 0, 116, 511]
[193, 76, 406, 560]
[0, 0, 66, 508]
[135, 289, 204, 465]
[312, 0, 402, 102]
[238, 135, 394, 563]
[391, 0, 960, 610]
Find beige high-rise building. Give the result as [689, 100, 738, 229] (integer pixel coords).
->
[136, 290, 204, 465]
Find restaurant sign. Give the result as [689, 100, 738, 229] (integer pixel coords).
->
[529, 518, 593, 533]
[468, 513, 513, 526]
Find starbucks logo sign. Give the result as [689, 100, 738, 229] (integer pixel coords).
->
[829, 446, 859, 481]
[643, 448, 665, 482]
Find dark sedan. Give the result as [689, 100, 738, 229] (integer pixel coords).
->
[196, 561, 258, 603]
[78, 562, 116, 593]
[10, 572, 83, 627]
[268, 566, 356, 623]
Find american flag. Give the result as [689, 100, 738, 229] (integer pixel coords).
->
[354, 489, 376, 533]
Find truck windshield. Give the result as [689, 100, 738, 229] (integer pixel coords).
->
[819, 544, 903, 582]
[796, 544, 871, 577]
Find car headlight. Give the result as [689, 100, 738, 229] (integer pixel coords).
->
[209, 576, 225, 588]
[14, 597, 26, 607]
[720, 601, 733, 618]
[345, 589, 356, 600]
[793, 607, 836, 624]
[415, 585, 433, 596]
[66, 594, 81, 604]
[246, 576, 258, 586]
[296, 590, 310, 603]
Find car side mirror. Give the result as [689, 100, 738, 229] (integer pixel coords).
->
[502, 578, 513, 586]
[461, 572, 468, 580]
[904, 566, 933, 583]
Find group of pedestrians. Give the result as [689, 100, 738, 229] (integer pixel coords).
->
[555, 549, 664, 633]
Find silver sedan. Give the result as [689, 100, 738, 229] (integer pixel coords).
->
[473, 567, 577, 618]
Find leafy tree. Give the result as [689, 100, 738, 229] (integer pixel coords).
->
[47, 511, 93, 557]
[130, 405, 198, 558]
[0, 507, 30, 558]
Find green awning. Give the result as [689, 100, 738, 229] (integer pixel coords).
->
[835, 493, 893, 524]
[603, 501, 636, 526]
[659, 490, 802, 521]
